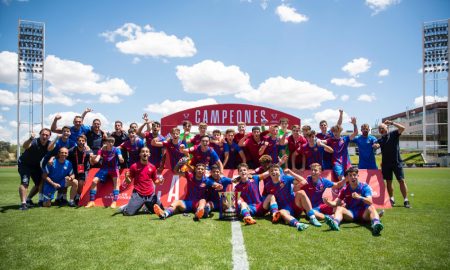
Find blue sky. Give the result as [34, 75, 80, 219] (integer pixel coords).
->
[0, 0, 449, 142]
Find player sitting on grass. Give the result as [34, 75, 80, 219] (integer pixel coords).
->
[264, 165, 309, 231]
[234, 163, 280, 225]
[42, 147, 78, 207]
[86, 137, 124, 209]
[119, 147, 165, 216]
[294, 163, 345, 224]
[323, 167, 384, 235]
[153, 163, 210, 221]
[205, 165, 232, 212]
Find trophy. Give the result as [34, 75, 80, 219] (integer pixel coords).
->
[218, 191, 241, 221]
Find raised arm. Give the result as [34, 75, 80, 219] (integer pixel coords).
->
[384, 120, 405, 134]
[81, 108, 92, 122]
[23, 132, 36, 149]
[349, 117, 358, 140]
[337, 109, 343, 126]
[51, 114, 63, 134]
[137, 114, 152, 138]
[284, 168, 307, 186]
[48, 135, 61, 151]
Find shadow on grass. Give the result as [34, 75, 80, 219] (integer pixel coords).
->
[0, 204, 21, 213]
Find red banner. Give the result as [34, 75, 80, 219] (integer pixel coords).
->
[79, 169, 391, 209]
[160, 103, 301, 135]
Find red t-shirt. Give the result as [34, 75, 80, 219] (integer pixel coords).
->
[244, 136, 265, 167]
[288, 135, 307, 164]
[129, 161, 157, 196]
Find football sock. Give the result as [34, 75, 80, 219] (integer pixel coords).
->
[333, 218, 341, 225]
[113, 189, 119, 201]
[204, 204, 211, 217]
[307, 209, 316, 219]
[165, 207, 174, 218]
[269, 203, 279, 214]
[62, 193, 67, 200]
[38, 193, 44, 203]
[241, 208, 250, 218]
[289, 218, 300, 228]
[371, 218, 380, 225]
[89, 190, 96, 201]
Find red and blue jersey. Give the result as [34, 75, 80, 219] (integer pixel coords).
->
[144, 132, 165, 167]
[184, 172, 208, 202]
[316, 131, 332, 169]
[162, 140, 185, 170]
[338, 182, 372, 212]
[120, 138, 145, 166]
[302, 176, 334, 208]
[98, 147, 121, 171]
[300, 143, 324, 169]
[206, 176, 232, 207]
[189, 145, 220, 169]
[262, 136, 281, 163]
[263, 175, 295, 210]
[234, 175, 262, 205]
[210, 141, 225, 163]
[326, 136, 352, 169]
[223, 141, 242, 169]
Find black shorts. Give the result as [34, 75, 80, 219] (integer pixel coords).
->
[74, 171, 88, 181]
[123, 191, 162, 216]
[18, 164, 42, 186]
[382, 164, 405, 181]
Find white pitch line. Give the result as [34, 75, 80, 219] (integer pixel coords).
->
[231, 221, 249, 270]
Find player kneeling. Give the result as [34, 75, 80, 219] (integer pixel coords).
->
[234, 163, 280, 225]
[153, 163, 210, 221]
[323, 167, 384, 235]
[119, 147, 164, 216]
[42, 147, 78, 207]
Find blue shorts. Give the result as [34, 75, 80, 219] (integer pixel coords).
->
[348, 206, 368, 221]
[95, 169, 119, 182]
[42, 181, 66, 202]
[247, 203, 266, 216]
[182, 200, 201, 213]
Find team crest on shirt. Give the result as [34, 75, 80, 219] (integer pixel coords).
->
[200, 183, 206, 188]
[280, 182, 285, 188]
[313, 147, 318, 152]
[64, 166, 68, 170]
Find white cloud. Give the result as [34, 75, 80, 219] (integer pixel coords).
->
[0, 114, 5, 123]
[0, 51, 133, 106]
[45, 55, 133, 97]
[101, 23, 197, 58]
[236, 76, 336, 109]
[342, 58, 371, 77]
[0, 89, 16, 105]
[99, 94, 121, 104]
[0, 51, 17, 84]
[378, 69, 389, 77]
[366, 0, 400, 15]
[357, 93, 376, 102]
[314, 109, 351, 126]
[340, 95, 350, 101]
[414, 95, 447, 107]
[176, 60, 253, 96]
[330, 78, 365, 87]
[417, 68, 423, 74]
[275, 4, 308, 23]
[1, 107, 10, 111]
[132, 57, 141, 64]
[144, 98, 218, 116]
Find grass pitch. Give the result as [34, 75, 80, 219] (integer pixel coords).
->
[1, 167, 449, 270]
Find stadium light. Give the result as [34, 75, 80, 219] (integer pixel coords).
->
[16, 19, 45, 158]
[422, 19, 450, 159]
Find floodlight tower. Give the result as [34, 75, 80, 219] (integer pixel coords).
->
[16, 20, 45, 158]
[422, 19, 450, 158]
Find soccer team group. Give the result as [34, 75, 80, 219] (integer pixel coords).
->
[17, 108, 411, 235]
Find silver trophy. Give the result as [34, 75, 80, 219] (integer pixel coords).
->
[219, 191, 241, 220]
